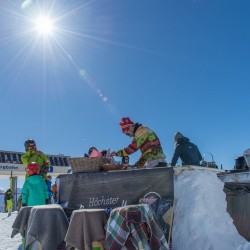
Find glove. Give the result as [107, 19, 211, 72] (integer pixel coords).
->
[22, 204, 27, 207]
[27, 151, 35, 156]
[42, 161, 49, 173]
[43, 166, 49, 173]
[35, 150, 41, 156]
[101, 150, 107, 157]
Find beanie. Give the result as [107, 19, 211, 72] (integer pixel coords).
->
[174, 132, 184, 142]
[119, 117, 134, 132]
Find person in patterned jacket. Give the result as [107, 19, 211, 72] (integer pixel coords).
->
[111, 117, 167, 168]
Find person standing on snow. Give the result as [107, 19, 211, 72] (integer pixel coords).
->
[5, 189, 13, 216]
[22, 162, 49, 207]
[111, 117, 167, 168]
[46, 175, 53, 203]
[51, 182, 58, 204]
[171, 132, 202, 166]
[21, 139, 50, 180]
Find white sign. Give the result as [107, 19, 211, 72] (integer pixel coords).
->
[0, 163, 69, 176]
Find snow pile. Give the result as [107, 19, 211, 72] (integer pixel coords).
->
[0, 187, 6, 212]
[173, 170, 250, 250]
[218, 172, 250, 183]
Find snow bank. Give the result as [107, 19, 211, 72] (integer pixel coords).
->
[0, 187, 6, 212]
[218, 172, 250, 183]
[173, 169, 250, 250]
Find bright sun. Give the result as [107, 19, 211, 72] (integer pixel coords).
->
[35, 16, 54, 36]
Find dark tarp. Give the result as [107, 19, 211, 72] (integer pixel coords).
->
[57, 167, 174, 216]
[224, 182, 250, 241]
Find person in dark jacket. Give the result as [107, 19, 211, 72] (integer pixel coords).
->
[46, 175, 53, 203]
[5, 189, 13, 216]
[171, 132, 202, 166]
[51, 182, 58, 204]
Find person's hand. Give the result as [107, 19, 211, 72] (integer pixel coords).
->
[44, 161, 49, 167]
[36, 150, 41, 156]
[110, 151, 117, 157]
[28, 150, 35, 156]
[121, 165, 130, 170]
[42, 162, 49, 173]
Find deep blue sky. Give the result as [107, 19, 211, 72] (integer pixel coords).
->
[0, 0, 250, 184]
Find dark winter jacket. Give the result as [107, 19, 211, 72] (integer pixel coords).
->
[171, 137, 202, 166]
[22, 174, 49, 206]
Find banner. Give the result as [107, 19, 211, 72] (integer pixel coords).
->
[57, 167, 174, 215]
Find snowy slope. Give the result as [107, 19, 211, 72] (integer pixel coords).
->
[218, 171, 250, 183]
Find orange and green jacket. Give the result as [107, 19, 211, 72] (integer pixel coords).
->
[116, 124, 165, 168]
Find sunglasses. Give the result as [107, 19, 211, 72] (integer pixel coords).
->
[28, 145, 36, 150]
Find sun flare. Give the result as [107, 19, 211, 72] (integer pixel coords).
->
[35, 16, 54, 36]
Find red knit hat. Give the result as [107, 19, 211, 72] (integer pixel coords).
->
[119, 117, 134, 132]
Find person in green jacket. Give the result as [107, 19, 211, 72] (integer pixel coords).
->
[22, 162, 49, 206]
[111, 117, 166, 168]
[5, 189, 13, 216]
[21, 139, 50, 180]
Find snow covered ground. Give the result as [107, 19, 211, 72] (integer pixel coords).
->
[0, 211, 22, 250]
[0, 169, 250, 250]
